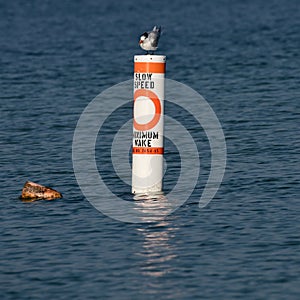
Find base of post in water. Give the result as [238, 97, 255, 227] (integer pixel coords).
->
[133, 191, 165, 201]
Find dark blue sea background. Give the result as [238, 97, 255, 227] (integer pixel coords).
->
[1, 0, 300, 299]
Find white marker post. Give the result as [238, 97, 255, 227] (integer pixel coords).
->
[132, 55, 166, 194]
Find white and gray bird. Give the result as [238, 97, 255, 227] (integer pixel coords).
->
[139, 26, 161, 54]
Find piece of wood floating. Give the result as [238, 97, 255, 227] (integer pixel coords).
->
[21, 181, 62, 201]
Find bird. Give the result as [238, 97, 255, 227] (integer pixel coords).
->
[139, 26, 161, 54]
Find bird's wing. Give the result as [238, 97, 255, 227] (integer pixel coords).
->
[148, 27, 161, 47]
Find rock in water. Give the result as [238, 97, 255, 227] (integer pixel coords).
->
[21, 181, 62, 200]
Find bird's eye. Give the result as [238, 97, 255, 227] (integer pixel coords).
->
[142, 32, 148, 38]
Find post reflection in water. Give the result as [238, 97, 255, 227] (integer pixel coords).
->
[134, 194, 178, 278]
[133, 193, 174, 223]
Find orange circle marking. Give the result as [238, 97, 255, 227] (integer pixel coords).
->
[134, 89, 161, 131]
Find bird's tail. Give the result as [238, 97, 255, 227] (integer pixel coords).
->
[153, 26, 162, 35]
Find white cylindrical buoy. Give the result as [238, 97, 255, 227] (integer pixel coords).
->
[132, 55, 166, 194]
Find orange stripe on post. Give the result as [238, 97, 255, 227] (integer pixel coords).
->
[132, 147, 164, 155]
[134, 62, 165, 74]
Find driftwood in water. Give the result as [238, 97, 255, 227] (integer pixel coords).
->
[21, 181, 62, 201]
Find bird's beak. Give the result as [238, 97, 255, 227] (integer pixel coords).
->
[139, 40, 143, 44]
